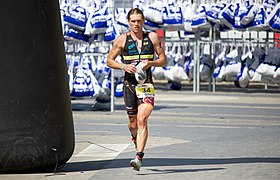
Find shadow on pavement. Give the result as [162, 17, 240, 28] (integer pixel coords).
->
[60, 157, 280, 173]
[139, 167, 225, 175]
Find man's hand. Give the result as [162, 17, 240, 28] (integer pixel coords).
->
[124, 64, 136, 74]
[140, 60, 149, 70]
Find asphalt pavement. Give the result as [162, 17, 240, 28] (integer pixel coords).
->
[1, 82, 280, 180]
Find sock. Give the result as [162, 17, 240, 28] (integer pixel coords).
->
[131, 134, 136, 140]
[136, 152, 144, 160]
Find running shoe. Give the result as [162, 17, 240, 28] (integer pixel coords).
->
[130, 136, 137, 149]
[130, 156, 142, 171]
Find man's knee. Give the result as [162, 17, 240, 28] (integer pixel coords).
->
[137, 117, 147, 128]
[128, 115, 137, 124]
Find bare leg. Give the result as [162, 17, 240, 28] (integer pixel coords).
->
[129, 103, 153, 171]
[128, 114, 138, 138]
[136, 103, 153, 153]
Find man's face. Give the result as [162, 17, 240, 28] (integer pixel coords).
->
[128, 14, 144, 33]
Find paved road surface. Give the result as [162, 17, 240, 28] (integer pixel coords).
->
[1, 82, 280, 179]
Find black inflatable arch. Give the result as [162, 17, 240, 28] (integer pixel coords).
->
[0, 0, 75, 172]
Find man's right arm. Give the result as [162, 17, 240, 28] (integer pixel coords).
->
[106, 36, 124, 70]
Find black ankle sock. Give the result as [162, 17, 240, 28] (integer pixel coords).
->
[131, 134, 136, 139]
[136, 152, 144, 159]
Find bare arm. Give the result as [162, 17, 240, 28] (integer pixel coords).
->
[106, 35, 124, 70]
[142, 32, 167, 70]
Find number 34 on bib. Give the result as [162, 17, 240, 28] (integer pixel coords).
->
[135, 84, 155, 98]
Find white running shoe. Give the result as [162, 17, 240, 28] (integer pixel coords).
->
[130, 156, 142, 171]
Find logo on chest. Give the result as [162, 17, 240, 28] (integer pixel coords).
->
[143, 41, 149, 46]
[128, 44, 136, 49]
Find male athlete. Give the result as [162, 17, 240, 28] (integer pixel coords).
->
[106, 8, 166, 171]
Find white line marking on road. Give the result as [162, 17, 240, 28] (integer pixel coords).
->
[75, 144, 130, 160]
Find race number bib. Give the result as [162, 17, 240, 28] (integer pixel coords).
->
[135, 84, 155, 98]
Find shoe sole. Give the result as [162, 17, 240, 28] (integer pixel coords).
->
[130, 161, 140, 171]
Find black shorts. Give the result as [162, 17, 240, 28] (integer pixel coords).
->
[123, 81, 154, 115]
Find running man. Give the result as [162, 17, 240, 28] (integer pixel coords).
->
[106, 8, 167, 171]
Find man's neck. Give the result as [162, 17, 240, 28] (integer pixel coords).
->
[130, 31, 143, 40]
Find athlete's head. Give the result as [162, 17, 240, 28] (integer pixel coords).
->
[127, 8, 144, 20]
[127, 8, 144, 33]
